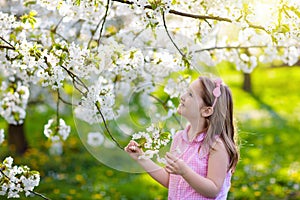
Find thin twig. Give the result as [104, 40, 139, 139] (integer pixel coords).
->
[0, 45, 15, 50]
[59, 65, 89, 95]
[95, 103, 124, 149]
[51, 16, 65, 33]
[56, 88, 60, 127]
[88, 18, 102, 48]
[97, 0, 111, 45]
[58, 95, 73, 106]
[203, 19, 212, 28]
[27, 190, 51, 200]
[0, 36, 16, 50]
[162, 11, 185, 57]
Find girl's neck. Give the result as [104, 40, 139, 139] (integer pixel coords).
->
[188, 121, 207, 142]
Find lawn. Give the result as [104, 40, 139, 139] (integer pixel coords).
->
[1, 64, 300, 200]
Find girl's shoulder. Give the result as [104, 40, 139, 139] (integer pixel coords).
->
[210, 137, 228, 158]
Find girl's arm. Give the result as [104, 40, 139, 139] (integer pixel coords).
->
[125, 141, 170, 188]
[165, 140, 229, 198]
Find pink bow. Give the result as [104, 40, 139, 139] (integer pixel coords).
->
[212, 78, 222, 107]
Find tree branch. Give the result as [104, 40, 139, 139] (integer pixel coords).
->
[0, 36, 16, 50]
[195, 45, 298, 53]
[112, 0, 267, 32]
[0, 45, 15, 50]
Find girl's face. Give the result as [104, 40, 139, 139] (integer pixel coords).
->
[177, 79, 206, 121]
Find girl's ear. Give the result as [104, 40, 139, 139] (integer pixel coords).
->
[201, 106, 214, 117]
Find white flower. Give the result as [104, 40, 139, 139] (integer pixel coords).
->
[0, 129, 4, 144]
[131, 123, 171, 162]
[43, 118, 70, 155]
[87, 132, 104, 147]
[164, 76, 191, 98]
[43, 119, 54, 138]
[43, 118, 70, 141]
[282, 46, 300, 66]
[58, 119, 70, 141]
[3, 157, 13, 168]
[0, 183, 8, 195]
[132, 132, 142, 140]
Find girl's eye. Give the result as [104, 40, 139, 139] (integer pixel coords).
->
[189, 92, 193, 97]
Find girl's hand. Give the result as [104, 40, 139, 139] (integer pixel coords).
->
[124, 140, 143, 161]
[165, 152, 189, 175]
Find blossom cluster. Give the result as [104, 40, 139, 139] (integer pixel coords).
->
[0, 80, 30, 125]
[0, 11, 20, 37]
[74, 77, 116, 124]
[164, 76, 191, 99]
[43, 118, 71, 155]
[131, 123, 171, 163]
[0, 157, 40, 198]
[131, 0, 172, 27]
[36, 0, 106, 21]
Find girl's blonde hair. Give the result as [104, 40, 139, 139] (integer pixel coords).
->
[198, 76, 239, 171]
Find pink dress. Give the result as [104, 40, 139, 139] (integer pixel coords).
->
[168, 125, 232, 200]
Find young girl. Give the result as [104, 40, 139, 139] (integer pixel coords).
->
[125, 76, 239, 199]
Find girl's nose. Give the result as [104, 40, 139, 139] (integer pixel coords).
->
[180, 95, 185, 102]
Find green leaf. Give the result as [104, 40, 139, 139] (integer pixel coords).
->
[20, 10, 37, 29]
[160, 132, 170, 139]
[24, 0, 37, 7]
[74, 0, 81, 6]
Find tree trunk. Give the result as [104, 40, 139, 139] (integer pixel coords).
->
[8, 123, 28, 154]
[242, 72, 252, 93]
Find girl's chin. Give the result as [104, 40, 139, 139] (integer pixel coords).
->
[177, 107, 183, 115]
[177, 106, 181, 115]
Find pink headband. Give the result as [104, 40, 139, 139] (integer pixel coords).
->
[212, 78, 222, 108]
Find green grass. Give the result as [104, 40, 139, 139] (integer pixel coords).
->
[1, 65, 300, 199]
[226, 65, 300, 200]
